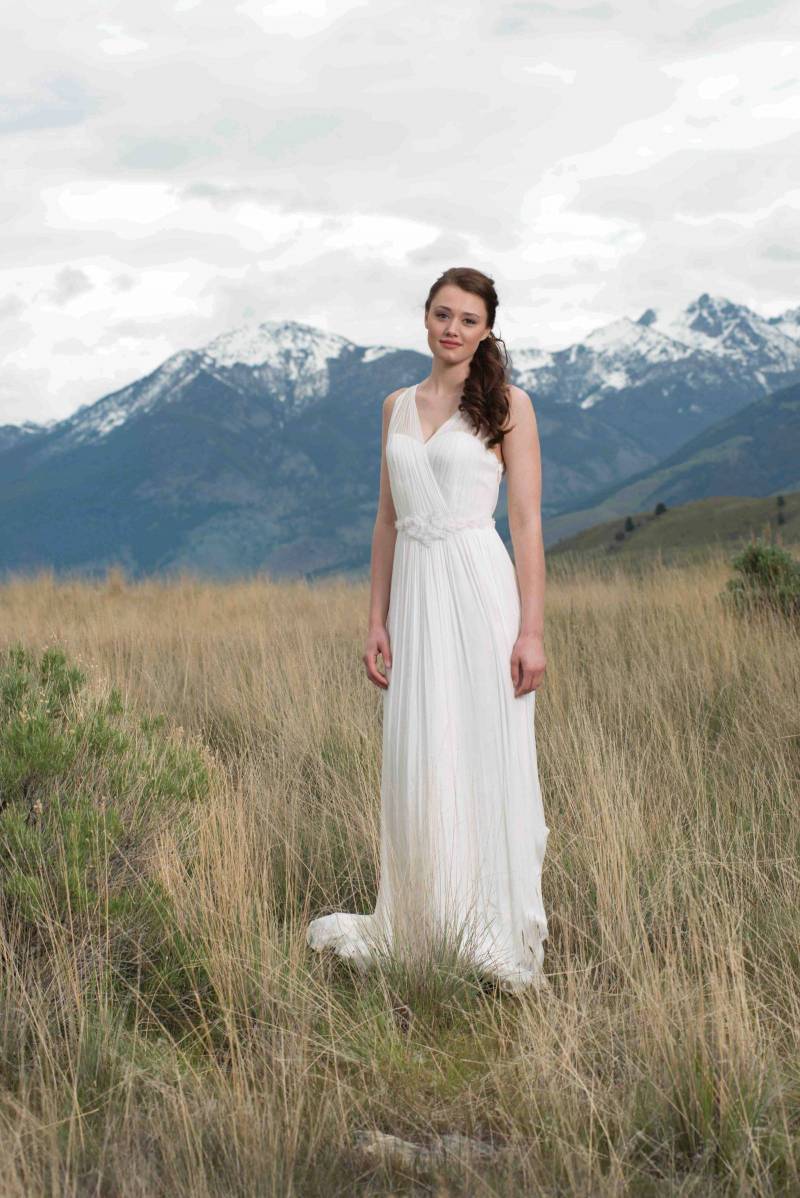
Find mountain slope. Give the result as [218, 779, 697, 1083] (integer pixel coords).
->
[0, 327, 416, 579]
[543, 379, 800, 548]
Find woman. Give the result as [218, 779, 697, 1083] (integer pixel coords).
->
[307, 266, 550, 992]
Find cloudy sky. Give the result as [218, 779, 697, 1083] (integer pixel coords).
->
[3, 0, 799, 425]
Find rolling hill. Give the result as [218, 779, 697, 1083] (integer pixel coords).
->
[546, 491, 799, 566]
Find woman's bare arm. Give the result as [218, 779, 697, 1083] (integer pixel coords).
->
[502, 385, 547, 695]
[364, 388, 403, 688]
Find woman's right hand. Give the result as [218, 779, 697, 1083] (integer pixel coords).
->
[364, 625, 392, 689]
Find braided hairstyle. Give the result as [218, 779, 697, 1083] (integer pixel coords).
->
[423, 266, 514, 450]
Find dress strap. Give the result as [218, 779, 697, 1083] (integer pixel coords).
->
[387, 384, 415, 438]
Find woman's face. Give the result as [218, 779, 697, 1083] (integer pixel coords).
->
[424, 284, 491, 366]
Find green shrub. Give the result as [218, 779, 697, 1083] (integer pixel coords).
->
[721, 540, 800, 622]
[0, 643, 216, 1034]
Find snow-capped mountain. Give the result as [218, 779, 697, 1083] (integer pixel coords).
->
[203, 321, 351, 373]
[505, 293, 800, 463]
[645, 293, 800, 373]
[510, 293, 800, 412]
[767, 304, 800, 342]
[43, 321, 367, 456]
[0, 324, 426, 581]
[10, 297, 800, 450]
[513, 316, 697, 412]
[0, 295, 798, 580]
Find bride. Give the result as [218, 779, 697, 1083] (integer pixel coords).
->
[307, 266, 550, 992]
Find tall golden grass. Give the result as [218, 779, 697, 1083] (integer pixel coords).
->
[0, 547, 798, 1195]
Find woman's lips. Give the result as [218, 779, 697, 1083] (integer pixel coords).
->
[440, 341, 460, 347]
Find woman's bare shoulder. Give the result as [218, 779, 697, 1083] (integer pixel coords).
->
[382, 385, 408, 418]
[507, 382, 533, 406]
[506, 383, 538, 419]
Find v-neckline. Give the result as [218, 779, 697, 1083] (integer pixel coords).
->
[412, 383, 462, 447]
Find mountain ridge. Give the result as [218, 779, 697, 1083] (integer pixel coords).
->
[1, 296, 798, 580]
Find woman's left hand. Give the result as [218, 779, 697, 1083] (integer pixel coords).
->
[510, 633, 546, 697]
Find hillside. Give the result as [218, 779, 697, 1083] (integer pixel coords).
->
[546, 490, 799, 566]
[542, 379, 800, 550]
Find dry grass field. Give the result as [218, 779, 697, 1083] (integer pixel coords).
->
[0, 546, 798, 1196]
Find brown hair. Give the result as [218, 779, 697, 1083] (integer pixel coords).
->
[423, 266, 514, 449]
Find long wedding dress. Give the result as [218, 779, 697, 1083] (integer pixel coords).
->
[306, 383, 550, 992]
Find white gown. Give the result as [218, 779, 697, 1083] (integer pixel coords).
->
[306, 383, 550, 992]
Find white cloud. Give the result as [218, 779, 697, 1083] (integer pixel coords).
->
[523, 62, 577, 84]
[1, 0, 799, 422]
[96, 24, 149, 56]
